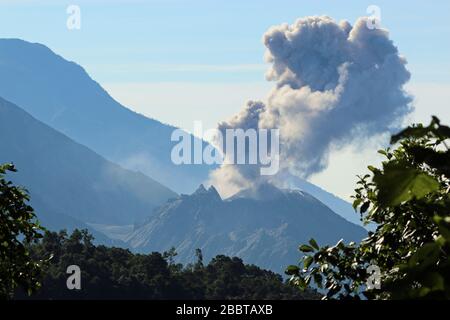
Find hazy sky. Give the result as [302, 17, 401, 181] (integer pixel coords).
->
[1, 0, 449, 200]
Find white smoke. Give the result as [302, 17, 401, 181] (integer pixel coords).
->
[209, 16, 412, 197]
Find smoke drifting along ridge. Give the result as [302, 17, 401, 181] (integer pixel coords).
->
[209, 16, 412, 197]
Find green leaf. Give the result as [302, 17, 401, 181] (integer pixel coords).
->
[309, 239, 319, 250]
[378, 150, 388, 156]
[391, 125, 428, 144]
[296, 277, 307, 289]
[352, 198, 362, 210]
[303, 256, 313, 269]
[299, 244, 314, 253]
[375, 163, 440, 207]
[285, 265, 300, 275]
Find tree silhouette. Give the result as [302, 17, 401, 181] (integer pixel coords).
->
[287, 117, 450, 299]
[0, 163, 45, 299]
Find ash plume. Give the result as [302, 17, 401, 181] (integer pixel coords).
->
[209, 16, 412, 197]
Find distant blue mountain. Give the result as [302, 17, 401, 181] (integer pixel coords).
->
[0, 97, 177, 237]
[0, 38, 215, 194]
[126, 183, 367, 273]
[0, 38, 366, 228]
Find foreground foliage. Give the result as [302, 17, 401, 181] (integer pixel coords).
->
[0, 163, 45, 299]
[287, 117, 450, 299]
[18, 229, 318, 300]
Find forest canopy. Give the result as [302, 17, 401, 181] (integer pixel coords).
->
[18, 229, 318, 300]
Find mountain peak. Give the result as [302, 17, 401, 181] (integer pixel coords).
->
[207, 185, 221, 199]
[194, 184, 207, 194]
[192, 184, 222, 200]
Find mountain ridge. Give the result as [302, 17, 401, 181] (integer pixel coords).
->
[0, 96, 177, 233]
[0, 38, 215, 194]
[126, 182, 367, 273]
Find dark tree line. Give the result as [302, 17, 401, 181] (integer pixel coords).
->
[13, 229, 318, 300]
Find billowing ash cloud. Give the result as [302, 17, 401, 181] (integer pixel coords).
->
[209, 16, 412, 197]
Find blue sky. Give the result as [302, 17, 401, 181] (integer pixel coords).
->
[1, 0, 449, 84]
[1, 0, 449, 199]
